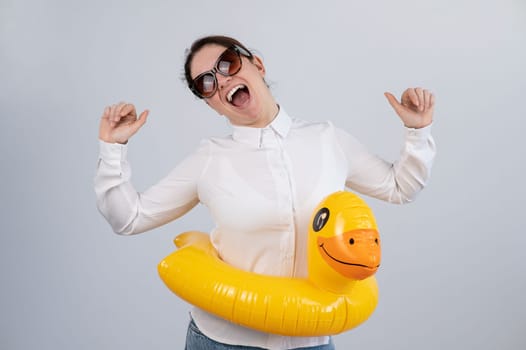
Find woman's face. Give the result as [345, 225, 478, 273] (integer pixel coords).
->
[190, 44, 277, 128]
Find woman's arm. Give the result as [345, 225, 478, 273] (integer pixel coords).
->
[336, 87, 436, 203]
[94, 102, 209, 234]
[336, 125, 436, 204]
[94, 139, 209, 235]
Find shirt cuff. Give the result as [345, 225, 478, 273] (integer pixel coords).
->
[404, 123, 433, 139]
[98, 139, 128, 162]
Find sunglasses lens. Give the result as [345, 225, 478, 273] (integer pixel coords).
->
[195, 73, 216, 98]
[217, 49, 241, 75]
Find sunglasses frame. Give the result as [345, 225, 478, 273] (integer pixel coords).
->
[190, 45, 253, 99]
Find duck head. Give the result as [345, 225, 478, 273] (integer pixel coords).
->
[308, 191, 381, 293]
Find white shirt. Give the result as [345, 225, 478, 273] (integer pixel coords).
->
[94, 107, 436, 349]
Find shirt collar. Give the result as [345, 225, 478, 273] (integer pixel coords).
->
[231, 106, 292, 147]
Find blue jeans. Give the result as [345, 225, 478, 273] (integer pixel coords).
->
[185, 319, 335, 350]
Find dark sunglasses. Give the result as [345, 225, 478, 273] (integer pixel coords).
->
[190, 45, 253, 99]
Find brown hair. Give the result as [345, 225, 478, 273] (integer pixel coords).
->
[183, 35, 254, 91]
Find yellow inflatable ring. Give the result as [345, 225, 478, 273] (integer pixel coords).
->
[158, 191, 381, 336]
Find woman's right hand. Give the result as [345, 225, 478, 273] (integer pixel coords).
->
[99, 102, 149, 144]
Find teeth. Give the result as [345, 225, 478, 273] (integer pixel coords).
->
[227, 84, 246, 102]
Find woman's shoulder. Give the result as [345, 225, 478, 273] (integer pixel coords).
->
[197, 135, 241, 152]
[204, 134, 234, 146]
[290, 116, 336, 133]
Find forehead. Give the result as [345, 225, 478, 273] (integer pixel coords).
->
[190, 44, 227, 79]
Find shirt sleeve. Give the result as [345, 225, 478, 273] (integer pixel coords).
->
[334, 124, 436, 204]
[93, 139, 210, 235]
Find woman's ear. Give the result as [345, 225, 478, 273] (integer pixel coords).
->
[252, 55, 266, 77]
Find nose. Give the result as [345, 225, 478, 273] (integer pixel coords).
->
[216, 74, 232, 91]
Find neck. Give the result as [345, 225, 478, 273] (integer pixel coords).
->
[260, 103, 280, 128]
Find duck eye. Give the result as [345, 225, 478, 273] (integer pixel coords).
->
[375, 238, 379, 245]
[349, 238, 355, 245]
[312, 208, 330, 232]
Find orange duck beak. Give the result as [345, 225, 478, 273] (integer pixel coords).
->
[317, 229, 381, 280]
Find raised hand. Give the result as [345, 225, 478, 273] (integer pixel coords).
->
[384, 88, 435, 129]
[99, 102, 149, 144]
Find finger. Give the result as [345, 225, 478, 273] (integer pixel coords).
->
[430, 93, 436, 109]
[384, 92, 405, 116]
[109, 104, 119, 125]
[101, 106, 110, 120]
[423, 90, 431, 110]
[129, 110, 149, 134]
[403, 88, 419, 108]
[137, 109, 149, 125]
[100, 106, 112, 130]
[120, 103, 136, 117]
[115, 101, 128, 120]
[415, 87, 424, 111]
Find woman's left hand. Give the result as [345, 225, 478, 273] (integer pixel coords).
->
[384, 88, 435, 129]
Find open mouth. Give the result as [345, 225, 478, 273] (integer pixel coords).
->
[226, 84, 250, 107]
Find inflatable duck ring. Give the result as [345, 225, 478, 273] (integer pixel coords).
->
[158, 191, 381, 336]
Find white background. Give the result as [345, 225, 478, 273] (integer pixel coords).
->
[1, 0, 525, 349]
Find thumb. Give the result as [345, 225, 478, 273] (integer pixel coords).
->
[384, 92, 405, 116]
[130, 109, 149, 133]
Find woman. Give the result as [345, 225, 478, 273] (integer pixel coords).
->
[95, 35, 436, 350]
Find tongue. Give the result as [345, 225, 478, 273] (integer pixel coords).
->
[231, 88, 250, 107]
